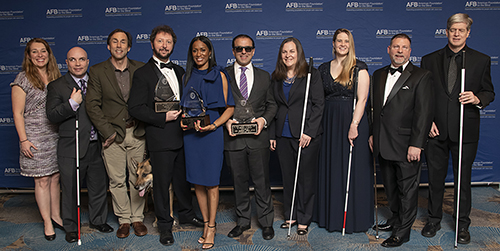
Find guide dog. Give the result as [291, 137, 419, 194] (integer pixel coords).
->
[132, 158, 175, 227]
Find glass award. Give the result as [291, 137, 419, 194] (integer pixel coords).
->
[181, 87, 210, 129]
[231, 99, 258, 135]
[154, 75, 180, 112]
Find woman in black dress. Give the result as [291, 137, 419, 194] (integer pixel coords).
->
[313, 28, 373, 233]
[269, 37, 324, 235]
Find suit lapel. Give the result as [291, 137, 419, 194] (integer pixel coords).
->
[377, 67, 388, 108]
[385, 63, 413, 106]
[228, 64, 243, 101]
[103, 59, 125, 101]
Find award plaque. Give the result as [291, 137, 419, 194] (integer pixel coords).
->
[154, 75, 180, 112]
[181, 87, 210, 130]
[231, 99, 258, 135]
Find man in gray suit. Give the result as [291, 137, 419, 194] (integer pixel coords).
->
[86, 29, 147, 238]
[224, 34, 277, 240]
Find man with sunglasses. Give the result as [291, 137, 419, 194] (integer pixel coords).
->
[224, 34, 277, 240]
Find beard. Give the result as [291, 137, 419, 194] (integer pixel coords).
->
[153, 46, 173, 61]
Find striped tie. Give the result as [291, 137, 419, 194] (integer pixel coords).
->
[240, 66, 248, 100]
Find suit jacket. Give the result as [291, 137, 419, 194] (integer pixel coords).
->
[270, 68, 324, 139]
[421, 45, 495, 143]
[224, 64, 277, 150]
[86, 58, 145, 143]
[371, 62, 434, 162]
[128, 58, 185, 151]
[46, 73, 94, 158]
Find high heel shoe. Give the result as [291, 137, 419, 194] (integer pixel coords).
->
[280, 221, 297, 229]
[52, 219, 64, 231]
[44, 233, 56, 241]
[202, 224, 216, 250]
[198, 221, 209, 244]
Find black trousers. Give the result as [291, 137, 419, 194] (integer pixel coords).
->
[276, 136, 321, 226]
[425, 137, 478, 229]
[379, 156, 421, 240]
[59, 141, 108, 232]
[225, 147, 274, 227]
[150, 148, 196, 232]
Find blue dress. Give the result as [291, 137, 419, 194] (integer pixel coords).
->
[313, 60, 374, 233]
[182, 66, 234, 186]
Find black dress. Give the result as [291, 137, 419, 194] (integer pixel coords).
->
[313, 60, 374, 233]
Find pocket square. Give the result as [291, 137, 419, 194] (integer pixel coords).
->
[402, 86, 410, 90]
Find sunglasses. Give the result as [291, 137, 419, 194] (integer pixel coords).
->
[233, 46, 254, 52]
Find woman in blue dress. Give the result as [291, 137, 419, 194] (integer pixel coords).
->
[313, 28, 373, 233]
[181, 35, 234, 250]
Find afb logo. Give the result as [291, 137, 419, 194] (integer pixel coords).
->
[465, 1, 477, 7]
[286, 2, 299, 8]
[226, 3, 238, 9]
[227, 58, 236, 65]
[346, 2, 359, 8]
[78, 36, 89, 41]
[20, 37, 33, 44]
[317, 30, 329, 36]
[376, 29, 388, 35]
[406, 2, 418, 7]
[165, 5, 177, 11]
[196, 32, 208, 37]
[46, 9, 58, 15]
[105, 7, 117, 13]
[136, 34, 149, 40]
[256, 30, 268, 36]
[435, 29, 446, 35]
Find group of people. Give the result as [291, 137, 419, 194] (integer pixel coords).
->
[10, 12, 494, 249]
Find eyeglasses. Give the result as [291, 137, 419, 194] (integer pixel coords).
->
[233, 46, 254, 53]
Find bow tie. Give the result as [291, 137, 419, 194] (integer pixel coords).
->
[159, 62, 174, 69]
[389, 66, 403, 75]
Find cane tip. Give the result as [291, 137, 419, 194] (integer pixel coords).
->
[376, 235, 379, 239]
[454, 246, 458, 249]
[78, 240, 81, 245]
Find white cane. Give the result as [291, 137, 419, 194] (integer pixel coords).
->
[369, 75, 380, 239]
[287, 57, 314, 238]
[75, 113, 82, 245]
[454, 50, 466, 249]
[342, 66, 359, 236]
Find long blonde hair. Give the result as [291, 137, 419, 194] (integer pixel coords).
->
[22, 38, 61, 90]
[333, 29, 357, 87]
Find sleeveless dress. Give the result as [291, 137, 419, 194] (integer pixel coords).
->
[313, 60, 374, 233]
[182, 66, 234, 186]
[10, 72, 59, 177]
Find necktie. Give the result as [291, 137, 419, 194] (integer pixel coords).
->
[240, 66, 248, 100]
[80, 79, 87, 95]
[389, 66, 403, 75]
[448, 54, 458, 93]
[160, 62, 174, 69]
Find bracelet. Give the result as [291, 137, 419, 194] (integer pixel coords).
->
[352, 120, 359, 125]
[20, 139, 29, 143]
[212, 123, 218, 131]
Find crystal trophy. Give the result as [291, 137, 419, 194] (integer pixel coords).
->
[231, 99, 258, 135]
[154, 75, 180, 112]
[181, 87, 210, 129]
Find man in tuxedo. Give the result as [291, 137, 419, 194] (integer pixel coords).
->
[369, 34, 434, 248]
[420, 13, 495, 244]
[86, 29, 147, 238]
[128, 25, 203, 246]
[46, 47, 113, 243]
[224, 34, 277, 240]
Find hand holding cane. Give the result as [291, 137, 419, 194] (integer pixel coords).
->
[342, 66, 359, 236]
[454, 50, 466, 249]
[287, 57, 314, 238]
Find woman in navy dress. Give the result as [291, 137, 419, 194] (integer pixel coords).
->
[181, 35, 234, 249]
[313, 28, 373, 233]
[269, 37, 324, 235]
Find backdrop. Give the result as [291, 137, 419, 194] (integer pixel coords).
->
[1, 1, 498, 188]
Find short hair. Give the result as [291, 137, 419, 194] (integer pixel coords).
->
[150, 25, 177, 45]
[107, 29, 132, 48]
[447, 13, 473, 30]
[232, 34, 255, 48]
[390, 33, 412, 46]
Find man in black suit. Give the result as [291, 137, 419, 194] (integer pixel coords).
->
[46, 47, 113, 243]
[420, 13, 495, 244]
[224, 34, 277, 240]
[369, 34, 434, 248]
[128, 25, 203, 246]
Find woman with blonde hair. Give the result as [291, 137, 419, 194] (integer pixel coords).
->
[11, 38, 63, 240]
[313, 29, 373, 233]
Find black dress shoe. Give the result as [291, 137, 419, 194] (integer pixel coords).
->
[381, 235, 408, 248]
[457, 228, 470, 244]
[180, 217, 204, 227]
[51, 219, 65, 231]
[297, 226, 309, 235]
[262, 227, 274, 240]
[421, 222, 441, 238]
[227, 225, 250, 238]
[280, 221, 298, 229]
[44, 233, 55, 241]
[65, 232, 78, 243]
[159, 229, 174, 246]
[373, 223, 393, 232]
[90, 223, 114, 233]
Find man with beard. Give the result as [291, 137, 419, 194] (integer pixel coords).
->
[128, 25, 203, 246]
[86, 29, 147, 238]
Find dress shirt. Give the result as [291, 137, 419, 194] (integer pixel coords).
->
[233, 62, 254, 97]
[153, 55, 180, 101]
[69, 74, 89, 111]
[384, 61, 409, 106]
